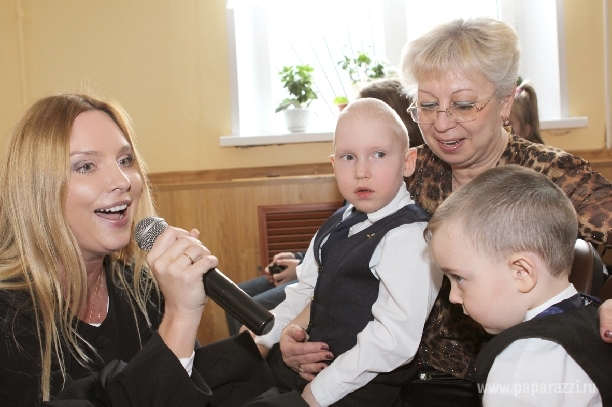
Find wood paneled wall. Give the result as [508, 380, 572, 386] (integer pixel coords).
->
[149, 165, 341, 345]
[147, 150, 612, 345]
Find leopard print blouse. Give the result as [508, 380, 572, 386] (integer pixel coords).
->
[406, 134, 612, 381]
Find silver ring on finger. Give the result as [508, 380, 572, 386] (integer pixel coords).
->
[297, 365, 304, 373]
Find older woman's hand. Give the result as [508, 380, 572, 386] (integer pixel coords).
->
[146, 225, 218, 358]
[599, 299, 612, 343]
[280, 325, 333, 381]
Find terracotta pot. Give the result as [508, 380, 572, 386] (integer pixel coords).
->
[336, 103, 348, 112]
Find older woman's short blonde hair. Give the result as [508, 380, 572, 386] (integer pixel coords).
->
[400, 17, 521, 99]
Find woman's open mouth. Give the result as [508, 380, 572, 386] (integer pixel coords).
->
[437, 138, 464, 152]
[95, 204, 128, 220]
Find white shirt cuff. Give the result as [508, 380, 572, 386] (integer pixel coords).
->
[179, 351, 195, 376]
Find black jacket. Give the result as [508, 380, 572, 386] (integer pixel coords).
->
[0, 262, 278, 406]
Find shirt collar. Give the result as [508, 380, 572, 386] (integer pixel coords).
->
[524, 283, 577, 322]
[343, 182, 413, 223]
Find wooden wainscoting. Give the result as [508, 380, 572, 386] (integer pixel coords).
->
[258, 202, 343, 268]
[149, 164, 341, 345]
[570, 149, 612, 180]
[147, 151, 612, 345]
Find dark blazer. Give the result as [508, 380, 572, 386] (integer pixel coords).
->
[0, 262, 278, 407]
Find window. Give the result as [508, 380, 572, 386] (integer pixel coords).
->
[222, 0, 585, 147]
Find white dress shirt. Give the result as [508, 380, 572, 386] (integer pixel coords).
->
[483, 284, 602, 407]
[255, 183, 442, 406]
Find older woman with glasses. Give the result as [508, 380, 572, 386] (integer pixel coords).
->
[401, 16, 612, 406]
[273, 17, 612, 407]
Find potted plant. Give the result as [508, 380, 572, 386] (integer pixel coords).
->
[332, 50, 392, 111]
[275, 64, 318, 132]
[338, 51, 389, 86]
[332, 96, 349, 112]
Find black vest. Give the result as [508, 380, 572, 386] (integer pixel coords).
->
[308, 204, 429, 358]
[475, 304, 612, 404]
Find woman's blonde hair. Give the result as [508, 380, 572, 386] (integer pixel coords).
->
[400, 17, 521, 100]
[0, 93, 157, 400]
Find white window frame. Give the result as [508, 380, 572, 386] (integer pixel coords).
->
[221, 0, 587, 147]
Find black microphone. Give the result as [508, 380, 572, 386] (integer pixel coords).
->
[134, 216, 275, 336]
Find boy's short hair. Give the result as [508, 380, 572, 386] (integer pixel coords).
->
[355, 79, 423, 147]
[335, 98, 409, 152]
[424, 166, 578, 277]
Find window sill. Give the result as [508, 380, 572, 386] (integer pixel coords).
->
[219, 117, 588, 147]
[540, 116, 588, 130]
[220, 131, 333, 147]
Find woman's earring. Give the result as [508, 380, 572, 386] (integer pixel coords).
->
[502, 116, 510, 126]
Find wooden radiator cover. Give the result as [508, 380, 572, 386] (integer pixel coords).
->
[258, 202, 343, 268]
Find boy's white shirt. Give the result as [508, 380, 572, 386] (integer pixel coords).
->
[255, 182, 442, 406]
[483, 284, 602, 407]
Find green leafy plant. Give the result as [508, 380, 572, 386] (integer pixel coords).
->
[275, 65, 318, 113]
[333, 96, 349, 105]
[338, 51, 388, 85]
[333, 50, 391, 106]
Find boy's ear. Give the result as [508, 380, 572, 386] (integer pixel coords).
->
[403, 147, 417, 177]
[509, 252, 538, 293]
[329, 153, 335, 170]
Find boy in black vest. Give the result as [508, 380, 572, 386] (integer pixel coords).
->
[425, 165, 612, 406]
[254, 98, 442, 406]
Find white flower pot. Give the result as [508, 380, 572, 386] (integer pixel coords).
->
[283, 108, 311, 133]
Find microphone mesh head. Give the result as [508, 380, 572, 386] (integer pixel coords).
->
[134, 216, 168, 251]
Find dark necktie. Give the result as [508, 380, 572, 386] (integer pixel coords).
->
[321, 209, 368, 262]
[534, 293, 591, 319]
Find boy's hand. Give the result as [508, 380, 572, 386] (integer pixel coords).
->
[241, 326, 271, 358]
[280, 325, 333, 381]
[302, 383, 321, 407]
[599, 299, 612, 343]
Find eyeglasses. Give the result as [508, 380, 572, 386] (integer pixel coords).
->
[407, 93, 497, 124]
